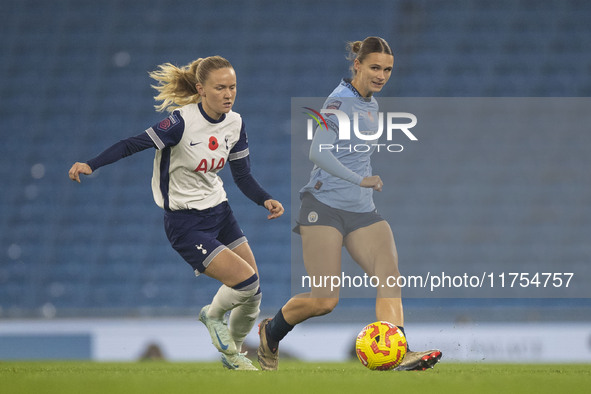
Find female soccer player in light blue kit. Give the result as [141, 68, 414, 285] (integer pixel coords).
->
[258, 37, 441, 371]
[69, 56, 284, 370]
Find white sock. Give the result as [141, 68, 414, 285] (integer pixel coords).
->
[207, 274, 259, 320]
[229, 291, 261, 352]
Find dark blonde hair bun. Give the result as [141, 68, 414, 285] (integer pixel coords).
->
[346, 37, 392, 75]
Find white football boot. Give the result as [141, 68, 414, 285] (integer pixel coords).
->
[199, 305, 237, 355]
[221, 352, 259, 371]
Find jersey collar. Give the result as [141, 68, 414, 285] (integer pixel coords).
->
[341, 78, 371, 102]
[198, 102, 227, 123]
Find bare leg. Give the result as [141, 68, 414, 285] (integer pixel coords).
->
[232, 242, 259, 275]
[344, 220, 404, 326]
[281, 225, 344, 325]
[204, 248, 256, 287]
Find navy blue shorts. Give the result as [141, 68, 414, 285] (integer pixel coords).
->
[164, 201, 247, 275]
[294, 192, 384, 236]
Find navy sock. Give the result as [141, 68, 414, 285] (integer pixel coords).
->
[398, 325, 406, 337]
[398, 325, 411, 352]
[265, 309, 294, 351]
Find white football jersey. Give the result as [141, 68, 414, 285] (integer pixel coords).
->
[146, 103, 248, 211]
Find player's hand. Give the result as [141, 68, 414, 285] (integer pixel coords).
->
[69, 162, 93, 183]
[360, 175, 383, 192]
[264, 199, 284, 220]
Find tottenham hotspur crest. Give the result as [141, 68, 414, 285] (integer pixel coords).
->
[195, 244, 207, 255]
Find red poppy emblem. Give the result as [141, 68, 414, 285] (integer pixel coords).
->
[209, 136, 218, 150]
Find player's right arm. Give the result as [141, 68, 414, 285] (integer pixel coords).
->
[69, 111, 185, 183]
[309, 114, 383, 192]
[309, 123, 381, 190]
[68, 132, 155, 183]
[69, 162, 93, 183]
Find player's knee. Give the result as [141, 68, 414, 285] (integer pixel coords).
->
[312, 298, 339, 316]
[232, 273, 260, 302]
[389, 267, 401, 279]
[376, 256, 400, 279]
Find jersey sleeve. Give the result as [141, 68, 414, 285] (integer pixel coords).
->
[86, 132, 156, 171]
[145, 110, 185, 149]
[323, 99, 342, 134]
[86, 111, 186, 171]
[228, 121, 273, 206]
[308, 126, 364, 185]
[228, 121, 249, 161]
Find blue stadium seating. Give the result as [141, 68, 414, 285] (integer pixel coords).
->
[1, 0, 590, 320]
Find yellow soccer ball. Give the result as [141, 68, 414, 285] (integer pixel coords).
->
[355, 321, 407, 370]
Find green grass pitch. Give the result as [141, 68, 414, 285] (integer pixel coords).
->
[1, 361, 590, 394]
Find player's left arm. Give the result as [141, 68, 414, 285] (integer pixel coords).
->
[228, 122, 284, 220]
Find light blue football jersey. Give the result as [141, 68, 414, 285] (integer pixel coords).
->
[300, 79, 381, 213]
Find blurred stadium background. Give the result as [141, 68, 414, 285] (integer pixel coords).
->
[1, 0, 590, 361]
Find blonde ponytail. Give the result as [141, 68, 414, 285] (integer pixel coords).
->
[149, 56, 233, 113]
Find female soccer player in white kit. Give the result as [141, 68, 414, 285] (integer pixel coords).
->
[257, 37, 441, 371]
[69, 56, 284, 370]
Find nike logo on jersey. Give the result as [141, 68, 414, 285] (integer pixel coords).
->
[190, 141, 202, 146]
[214, 329, 229, 350]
